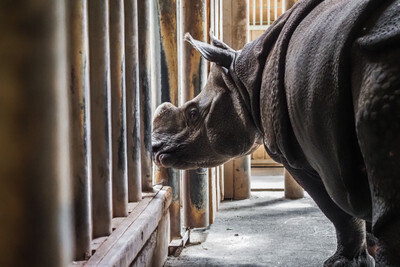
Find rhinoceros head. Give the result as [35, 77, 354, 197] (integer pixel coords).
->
[152, 33, 262, 170]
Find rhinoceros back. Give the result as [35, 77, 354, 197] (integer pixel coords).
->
[284, 0, 387, 217]
[357, 0, 400, 51]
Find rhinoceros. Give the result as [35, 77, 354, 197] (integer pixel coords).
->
[152, 0, 400, 265]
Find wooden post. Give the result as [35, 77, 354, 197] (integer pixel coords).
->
[153, 0, 182, 239]
[209, 168, 217, 224]
[68, 0, 92, 260]
[125, 0, 142, 202]
[284, 169, 304, 199]
[0, 1, 72, 265]
[137, 0, 153, 192]
[223, 0, 251, 200]
[181, 0, 209, 229]
[110, 0, 128, 217]
[284, 0, 297, 11]
[88, 0, 113, 237]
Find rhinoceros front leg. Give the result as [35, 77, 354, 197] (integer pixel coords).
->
[285, 166, 374, 266]
[354, 47, 400, 266]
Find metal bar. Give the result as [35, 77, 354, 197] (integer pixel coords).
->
[137, 0, 153, 192]
[214, 0, 219, 39]
[110, 0, 128, 217]
[282, 0, 286, 13]
[267, 0, 271, 24]
[68, 0, 92, 260]
[0, 1, 72, 265]
[154, 0, 182, 239]
[210, 0, 215, 33]
[260, 0, 263, 25]
[219, 0, 223, 40]
[274, 0, 278, 21]
[88, 0, 113, 237]
[181, 0, 209, 229]
[125, 0, 142, 202]
[252, 0, 256, 26]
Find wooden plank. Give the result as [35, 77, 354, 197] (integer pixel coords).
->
[86, 196, 153, 264]
[86, 187, 172, 266]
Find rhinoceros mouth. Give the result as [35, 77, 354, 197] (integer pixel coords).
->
[154, 150, 178, 168]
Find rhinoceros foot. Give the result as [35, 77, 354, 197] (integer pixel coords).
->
[324, 250, 375, 267]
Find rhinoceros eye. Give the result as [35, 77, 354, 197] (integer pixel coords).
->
[186, 107, 199, 122]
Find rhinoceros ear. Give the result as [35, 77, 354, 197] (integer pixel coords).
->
[209, 30, 235, 52]
[184, 32, 235, 69]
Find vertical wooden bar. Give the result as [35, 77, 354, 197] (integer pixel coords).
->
[274, 0, 278, 20]
[181, 0, 209, 229]
[125, 0, 142, 202]
[110, 0, 128, 217]
[137, 0, 154, 192]
[68, 0, 92, 260]
[0, 1, 72, 265]
[209, 168, 217, 224]
[260, 0, 263, 25]
[223, 0, 251, 200]
[267, 0, 271, 24]
[154, 0, 182, 239]
[88, 0, 113, 237]
[219, 165, 225, 201]
[233, 156, 252, 199]
[215, 167, 221, 210]
[224, 160, 234, 199]
[284, 169, 304, 199]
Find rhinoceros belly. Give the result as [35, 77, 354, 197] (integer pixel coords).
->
[284, 0, 382, 219]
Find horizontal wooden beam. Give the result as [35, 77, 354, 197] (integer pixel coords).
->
[78, 186, 171, 266]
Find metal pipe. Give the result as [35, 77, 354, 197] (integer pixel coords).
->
[125, 0, 142, 202]
[0, 1, 72, 265]
[110, 0, 128, 217]
[137, 0, 153, 192]
[181, 0, 209, 229]
[154, 0, 182, 239]
[88, 0, 113, 237]
[68, 0, 92, 260]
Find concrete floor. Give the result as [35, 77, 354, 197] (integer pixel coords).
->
[165, 168, 337, 267]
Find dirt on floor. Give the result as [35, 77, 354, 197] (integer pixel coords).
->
[165, 169, 336, 267]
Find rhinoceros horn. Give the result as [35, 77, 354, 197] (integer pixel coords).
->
[184, 32, 236, 69]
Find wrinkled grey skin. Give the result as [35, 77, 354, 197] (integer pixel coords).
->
[152, 0, 400, 266]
